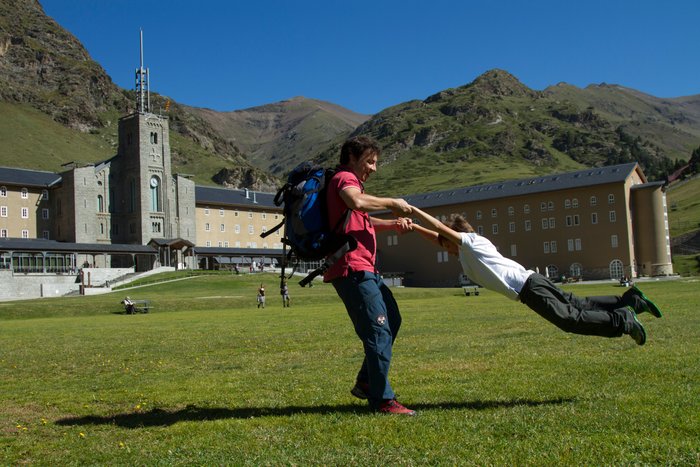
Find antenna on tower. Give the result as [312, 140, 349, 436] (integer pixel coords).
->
[135, 29, 150, 113]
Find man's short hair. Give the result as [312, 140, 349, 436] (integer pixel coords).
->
[340, 136, 380, 165]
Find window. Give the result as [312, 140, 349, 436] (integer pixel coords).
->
[523, 204, 530, 214]
[204, 207, 210, 215]
[205, 223, 210, 232]
[508, 206, 514, 216]
[262, 213, 267, 220]
[0, 206, 6, 217]
[549, 217, 555, 229]
[564, 199, 571, 209]
[0, 229, 7, 237]
[42, 208, 49, 220]
[220, 208, 224, 216]
[568, 239, 574, 252]
[220, 224, 225, 232]
[97, 195, 104, 213]
[509, 222, 515, 233]
[510, 244, 517, 257]
[591, 212, 598, 224]
[570, 263, 582, 277]
[492, 224, 498, 235]
[206, 241, 211, 247]
[41, 190, 49, 201]
[609, 259, 624, 279]
[248, 225, 254, 234]
[590, 196, 597, 207]
[575, 238, 582, 251]
[524, 220, 531, 231]
[224, 241, 229, 247]
[21, 188, 28, 199]
[476, 210, 482, 220]
[541, 218, 549, 230]
[21, 207, 29, 219]
[22, 229, 29, 238]
[235, 224, 240, 234]
[150, 177, 160, 212]
[608, 194, 615, 204]
[261, 226, 267, 235]
[572, 198, 579, 208]
[540, 202, 547, 212]
[609, 211, 616, 223]
[234, 210, 239, 217]
[0, 186, 6, 197]
[437, 251, 449, 263]
[566, 215, 572, 227]
[611, 235, 618, 248]
[248, 212, 253, 219]
[548, 201, 554, 211]
[573, 214, 580, 226]
[387, 234, 399, 246]
[550, 241, 557, 253]
[477, 225, 484, 235]
[217, 241, 223, 247]
[543, 242, 550, 254]
[491, 208, 497, 218]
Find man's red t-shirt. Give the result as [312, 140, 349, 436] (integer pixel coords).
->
[323, 168, 376, 282]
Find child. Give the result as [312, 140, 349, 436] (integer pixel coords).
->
[409, 206, 662, 345]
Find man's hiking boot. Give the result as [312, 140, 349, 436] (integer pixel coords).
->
[627, 308, 647, 346]
[625, 286, 663, 318]
[377, 399, 416, 416]
[350, 381, 370, 400]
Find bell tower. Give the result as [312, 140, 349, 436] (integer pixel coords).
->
[114, 30, 185, 245]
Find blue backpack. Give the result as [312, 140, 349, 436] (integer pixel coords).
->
[262, 161, 356, 287]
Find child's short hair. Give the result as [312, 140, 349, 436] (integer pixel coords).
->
[449, 214, 475, 233]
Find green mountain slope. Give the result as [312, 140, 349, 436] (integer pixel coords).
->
[314, 70, 693, 196]
[0, 0, 277, 190]
[187, 97, 369, 177]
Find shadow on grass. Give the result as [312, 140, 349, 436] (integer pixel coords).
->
[55, 397, 575, 428]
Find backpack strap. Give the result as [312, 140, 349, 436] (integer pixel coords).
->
[261, 219, 284, 239]
[298, 235, 357, 287]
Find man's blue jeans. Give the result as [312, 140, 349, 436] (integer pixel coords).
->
[332, 270, 401, 405]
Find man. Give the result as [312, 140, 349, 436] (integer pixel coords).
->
[324, 136, 416, 416]
[409, 206, 662, 344]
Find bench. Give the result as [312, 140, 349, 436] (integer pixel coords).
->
[122, 299, 151, 314]
[463, 285, 480, 296]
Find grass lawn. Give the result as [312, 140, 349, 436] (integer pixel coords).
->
[1, 273, 698, 464]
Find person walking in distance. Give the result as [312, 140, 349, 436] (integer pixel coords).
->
[409, 206, 663, 345]
[257, 283, 266, 309]
[281, 280, 291, 307]
[324, 136, 416, 416]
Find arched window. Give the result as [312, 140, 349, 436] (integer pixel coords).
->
[609, 259, 624, 279]
[546, 264, 558, 279]
[150, 176, 161, 212]
[97, 195, 104, 212]
[569, 263, 582, 277]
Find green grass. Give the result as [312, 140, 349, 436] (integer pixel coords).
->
[1, 274, 698, 464]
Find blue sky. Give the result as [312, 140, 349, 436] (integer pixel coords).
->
[40, 0, 700, 115]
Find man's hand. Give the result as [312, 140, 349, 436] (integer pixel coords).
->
[396, 217, 413, 233]
[391, 198, 412, 216]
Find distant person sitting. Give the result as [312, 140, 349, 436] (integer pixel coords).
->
[122, 296, 135, 314]
[408, 206, 663, 346]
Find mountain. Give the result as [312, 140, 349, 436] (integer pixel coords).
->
[0, 0, 278, 190]
[313, 70, 700, 196]
[187, 97, 369, 177]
